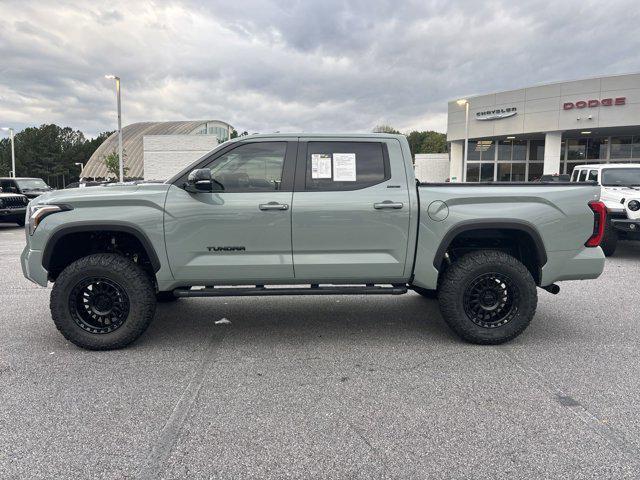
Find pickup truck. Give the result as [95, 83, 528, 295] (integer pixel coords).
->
[0, 189, 29, 226]
[570, 163, 640, 256]
[21, 134, 606, 350]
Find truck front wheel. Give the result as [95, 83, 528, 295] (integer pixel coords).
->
[438, 250, 538, 345]
[50, 253, 156, 350]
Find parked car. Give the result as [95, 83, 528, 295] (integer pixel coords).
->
[0, 187, 29, 226]
[65, 181, 109, 189]
[538, 174, 571, 182]
[21, 134, 606, 350]
[0, 177, 53, 199]
[570, 164, 640, 256]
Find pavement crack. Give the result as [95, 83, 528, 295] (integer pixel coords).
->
[139, 328, 230, 479]
[339, 413, 390, 476]
[496, 346, 640, 466]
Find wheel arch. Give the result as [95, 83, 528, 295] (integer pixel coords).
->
[433, 220, 547, 284]
[42, 222, 161, 276]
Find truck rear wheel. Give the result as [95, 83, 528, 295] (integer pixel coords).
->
[438, 250, 537, 345]
[600, 220, 618, 257]
[50, 253, 156, 350]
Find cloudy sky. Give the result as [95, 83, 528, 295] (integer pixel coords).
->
[0, 0, 639, 138]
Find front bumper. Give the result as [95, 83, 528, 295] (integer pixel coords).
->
[21, 246, 49, 286]
[611, 218, 640, 233]
[0, 207, 26, 222]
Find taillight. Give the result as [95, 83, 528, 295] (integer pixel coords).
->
[586, 200, 606, 247]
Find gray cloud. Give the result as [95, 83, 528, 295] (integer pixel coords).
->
[0, 0, 638, 138]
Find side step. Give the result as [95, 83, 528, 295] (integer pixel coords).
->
[173, 284, 408, 297]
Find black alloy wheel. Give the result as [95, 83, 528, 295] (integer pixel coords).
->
[69, 277, 130, 334]
[463, 272, 519, 328]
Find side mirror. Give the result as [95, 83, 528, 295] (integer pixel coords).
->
[185, 169, 213, 193]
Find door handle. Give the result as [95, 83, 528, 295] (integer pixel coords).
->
[374, 201, 404, 210]
[259, 202, 289, 211]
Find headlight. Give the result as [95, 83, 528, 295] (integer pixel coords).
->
[629, 200, 640, 212]
[27, 204, 71, 235]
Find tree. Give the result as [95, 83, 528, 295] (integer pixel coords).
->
[406, 130, 447, 156]
[230, 129, 250, 139]
[371, 126, 447, 156]
[0, 124, 113, 187]
[372, 125, 401, 134]
[104, 151, 129, 179]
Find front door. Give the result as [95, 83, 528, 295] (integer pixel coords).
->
[164, 140, 297, 283]
[291, 139, 411, 281]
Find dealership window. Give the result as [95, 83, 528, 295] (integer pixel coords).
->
[529, 140, 545, 161]
[562, 137, 609, 176]
[465, 140, 496, 182]
[497, 140, 527, 181]
[467, 138, 546, 182]
[609, 136, 640, 160]
[527, 162, 543, 182]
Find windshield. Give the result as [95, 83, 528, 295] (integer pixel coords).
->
[601, 168, 640, 186]
[15, 178, 50, 190]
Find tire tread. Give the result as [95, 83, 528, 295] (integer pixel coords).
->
[50, 253, 156, 350]
[438, 250, 537, 345]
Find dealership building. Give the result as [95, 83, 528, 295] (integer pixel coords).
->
[447, 72, 640, 182]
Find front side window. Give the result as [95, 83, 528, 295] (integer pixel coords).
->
[204, 142, 286, 192]
[16, 178, 49, 191]
[305, 142, 388, 191]
[588, 170, 598, 182]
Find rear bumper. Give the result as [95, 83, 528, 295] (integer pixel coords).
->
[540, 247, 605, 286]
[611, 218, 640, 233]
[21, 246, 49, 287]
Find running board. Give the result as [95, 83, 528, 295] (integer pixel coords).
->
[173, 284, 408, 297]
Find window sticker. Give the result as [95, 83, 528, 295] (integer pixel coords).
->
[333, 153, 357, 181]
[311, 153, 332, 179]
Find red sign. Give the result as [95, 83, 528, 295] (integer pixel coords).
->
[563, 97, 626, 110]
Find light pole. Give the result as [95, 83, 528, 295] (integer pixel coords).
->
[1, 127, 15, 177]
[456, 99, 469, 182]
[105, 75, 124, 182]
[74, 162, 84, 178]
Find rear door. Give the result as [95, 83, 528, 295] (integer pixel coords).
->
[164, 139, 297, 283]
[291, 138, 411, 281]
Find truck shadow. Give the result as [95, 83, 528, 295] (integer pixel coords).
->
[144, 293, 459, 348]
[611, 241, 640, 260]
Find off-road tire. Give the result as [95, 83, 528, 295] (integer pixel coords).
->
[156, 291, 179, 302]
[438, 250, 538, 345]
[600, 220, 618, 257]
[412, 286, 438, 299]
[50, 253, 156, 350]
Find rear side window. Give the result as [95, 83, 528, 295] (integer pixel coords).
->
[305, 142, 389, 191]
[571, 170, 579, 182]
[588, 170, 598, 182]
[578, 170, 588, 182]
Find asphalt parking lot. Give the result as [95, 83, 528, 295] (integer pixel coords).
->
[1, 223, 639, 479]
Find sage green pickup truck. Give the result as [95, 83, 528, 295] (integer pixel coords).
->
[21, 134, 606, 350]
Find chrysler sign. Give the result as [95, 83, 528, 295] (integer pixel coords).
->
[476, 107, 517, 121]
[563, 97, 626, 110]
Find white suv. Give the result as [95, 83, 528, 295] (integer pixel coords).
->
[571, 164, 640, 256]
